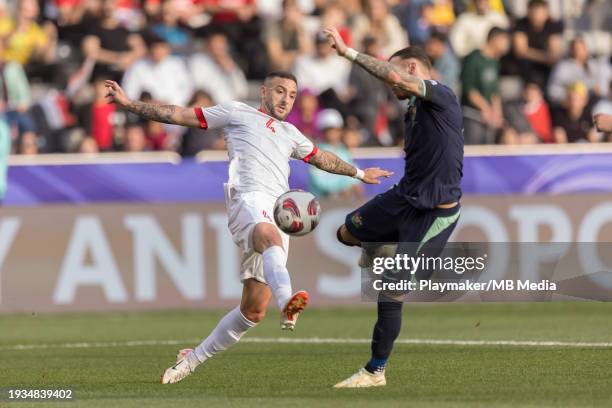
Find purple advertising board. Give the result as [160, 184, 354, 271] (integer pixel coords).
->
[5, 152, 612, 206]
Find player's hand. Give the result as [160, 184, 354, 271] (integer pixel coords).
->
[323, 27, 348, 57]
[594, 113, 612, 133]
[361, 167, 394, 184]
[104, 80, 130, 108]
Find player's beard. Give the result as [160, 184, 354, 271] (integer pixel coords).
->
[391, 86, 412, 100]
[264, 99, 289, 121]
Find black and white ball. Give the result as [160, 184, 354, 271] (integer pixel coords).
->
[273, 189, 321, 236]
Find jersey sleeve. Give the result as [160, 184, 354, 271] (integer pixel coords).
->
[290, 127, 318, 162]
[421, 79, 457, 111]
[194, 101, 236, 130]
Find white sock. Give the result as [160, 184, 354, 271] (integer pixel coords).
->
[189, 306, 257, 370]
[262, 245, 293, 310]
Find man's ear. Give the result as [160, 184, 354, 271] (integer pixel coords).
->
[260, 85, 266, 99]
[408, 62, 417, 75]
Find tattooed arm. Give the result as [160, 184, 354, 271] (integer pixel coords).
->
[104, 80, 201, 128]
[309, 149, 394, 184]
[323, 27, 426, 98]
[309, 149, 357, 177]
[353, 52, 426, 97]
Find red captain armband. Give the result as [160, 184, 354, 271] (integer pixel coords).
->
[302, 146, 318, 163]
[194, 107, 208, 129]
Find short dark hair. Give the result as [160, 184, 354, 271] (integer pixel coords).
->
[487, 26, 508, 42]
[428, 30, 448, 44]
[265, 71, 298, 86]
[528, 0, 547, 8]
[388, 46, 432, 70]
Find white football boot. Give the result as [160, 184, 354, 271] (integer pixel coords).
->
[176, 348, 193, 362]
[333, 368, 387, 388]
[160, 350, 196, 384]
[281, 290, 309, 330]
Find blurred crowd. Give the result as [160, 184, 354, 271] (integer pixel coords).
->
[0, 0, 610, 165]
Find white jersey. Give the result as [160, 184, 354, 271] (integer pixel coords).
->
[195, 101, 317, 197]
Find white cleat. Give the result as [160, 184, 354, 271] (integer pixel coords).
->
[160, 355, 194, 384]
[176, 348, 193, 362]
[333, 368, 387, 388]
[281, 290, 309, 330]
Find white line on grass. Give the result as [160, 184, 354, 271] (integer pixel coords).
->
[1, 337, 611, 352]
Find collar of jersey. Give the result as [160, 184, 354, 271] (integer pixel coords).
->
[258, 107, 275, 118]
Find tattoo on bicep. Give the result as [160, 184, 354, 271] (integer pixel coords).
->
[354, 53, 424, 97]
[355, 53, 394, 82]
[127, 101, 177, 124]
[311, 151, 356, 176]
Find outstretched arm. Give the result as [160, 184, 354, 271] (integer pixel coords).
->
[104, 80, 201, 128]
[309, 149, 393, 184]
[323, 27, 426, 98]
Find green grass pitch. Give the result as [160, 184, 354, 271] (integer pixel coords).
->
[1, 303, 611, 407]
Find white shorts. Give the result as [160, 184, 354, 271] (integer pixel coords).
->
[224, 184, 290, 283]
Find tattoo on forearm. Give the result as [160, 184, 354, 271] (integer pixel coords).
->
[127, 100, 177, 124]
[310, 150, 356, 176]
[354, 53, 425, 96]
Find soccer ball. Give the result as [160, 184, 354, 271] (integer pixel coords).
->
[273, 189, 321, 236]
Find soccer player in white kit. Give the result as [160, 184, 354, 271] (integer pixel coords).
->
[104, 72, 392, 384]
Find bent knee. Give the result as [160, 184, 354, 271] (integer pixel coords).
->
[253, 222, 283, 253]
[337, 224, 360, 246]
[241, 306, 266, 323]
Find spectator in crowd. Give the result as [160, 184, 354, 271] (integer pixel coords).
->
[0, 0, 57, 66]
[77, 76, 117, 151]
[548, 37, 610, 106]
[461, 27, 509, 144]
[522, 82, 552, 143]
[189, 32, 248, 104]
[0, 0, 605, 153]
[342, 124, 363, 150]
[594, 113, 612, 136]
[450, 0, 508, 58]
[264, 0, 313, 72]
[406, 0, 455, 45]
[552, 81, 597, 143]
[52, 0, 92, 68]
[145, 110, 171, 150]
[509, 0, 563, 89]
[0, 117, 9, 204]
[428, 0, 456, 32]
[505, 0, 562, 20]
[308, 109, 361, 198]
[592, 82, 612, 137]
[114, 0, 145, 31]
[18, 131, 38, 154]
[81, 0, 146, 81]
[347, 34, 401, 146]
[286, 88, 322, 140]
[0, 38, 37, 142]
[77, 136, 100, 153]
[502, 82, 552, 144]
[122, 34, 193, 106]
[123, 122, 149, 152]
[181, 90, 225, 155]
[404, 1, 434, 46]
[319, 1, 352, 46]
[151, 0, 193, 56]
[294, 31, 351, 114]
[425, 30, 459, 94]
[196, 0, 266, 79]
[351, 0, 408, 58]
[465, 0, 507, 15]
